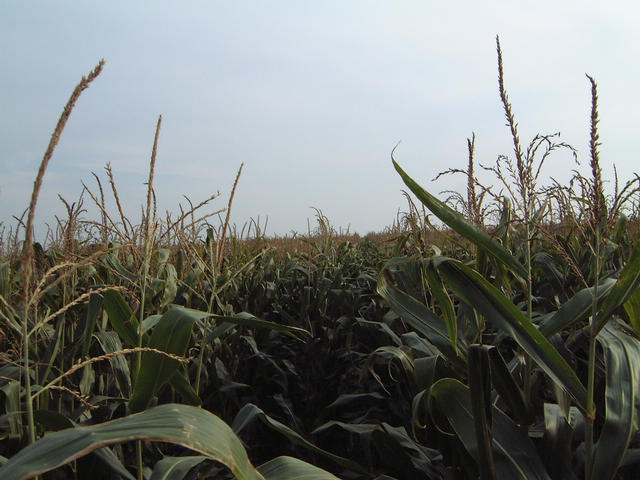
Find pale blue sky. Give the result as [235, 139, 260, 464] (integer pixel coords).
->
[2, 1, 639, 238]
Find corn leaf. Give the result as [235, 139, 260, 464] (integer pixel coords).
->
[623, 287, 640, 336]
[0, 404, 264, 480]
[590, 321, 640, 480]
[434, 257, 588, 411]
[429, 378, 551, 479]
[128, 306, 197, 412]
[467, 346, 497, 480]
[424, 262, 459, 356]
[377, 266, 465, 364]
[257, 456, 341, 480]
[150, 455, 209, 480]
[103, 289, 140, 347]
[392, 159, 527, 280]
[594, 238, 640, 335]
[233, 403, 367, 474]
[538, 278, 616, 338]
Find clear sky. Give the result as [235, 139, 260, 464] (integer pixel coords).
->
[2, 1, 639, 239]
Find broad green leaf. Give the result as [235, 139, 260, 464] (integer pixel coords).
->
[594, 238, 640, 335]
[590, 321, 640, 480]
[485, 346, 531, 427]
[159, 263, 178, 310]
[325, 392, 385, 410]
[233, 403, 366, 474]
[102, 252, 138, 283]
[311, 421, 442, 478]
[434, 257, 588, 411]
[467, 346, 497, 480]
[150, 455, 209, 480]
[156, 248, 171, 265]
[128, 306, 197, 412]
[392, 159, 527, 280]
[424, 262, 459, 356]
[377, 266, 465, 364]
[168, 370, 201, 406]
[623, 287, 640, 335]
[542, 403, 576, 480]
[205, 312, 310, 342]
[429, 378, 551, 479]
[103, 289, 139, 347]
[33, 409, 136, 480]
[0, 403, 264, 480]
[95, 331, 132, 398]
[81, 289, 104, 357]
[94, 446, 136, 480]
[534, 252, 565, 291]
[538, 278, 616, 338]
[0, 261, 10, 298]
[257, 456, 340, 480]
[258, 457, 339, 480]
[371, 423, 444, 478]
[1, 381, 22, 438]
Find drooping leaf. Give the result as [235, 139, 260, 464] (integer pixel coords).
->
[95, 331, 132, 398]
[392, 159, 527, 280]
[623, 287, 640, 336]
[538, 278, 616, 338]
[233, 403, 366, 474]
[81, 288, 104, 357]
[467, 346, 497, 480]
[150, 455, 209, 480]
[590, 320, 640, 480]
[377, 265, 465, 365]
[205, 312, 310, 342]
[542, 403, 576, 480]
[434, 257, 588, 411]
[103, 289, 139, 347]
[0, 404, 264, 480]
[128, 306, 197, 412]
[429, 378, 551, 479]
[168, 370, 201, 406]
[424, 262, 459, 356]
[484, 346, 531, 427]
[593, 238, 640, 334]
[257, 456, 340, 480]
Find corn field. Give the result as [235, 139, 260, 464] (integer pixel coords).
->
[2, 38, 640, 480]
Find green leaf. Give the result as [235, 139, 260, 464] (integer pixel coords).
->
[377, 265, 465, 364]
[95, 331, 131, 398]
[538, 278, 616, 338]
[623, 287, 640, 335]
[542, 403, 577, 480]
[81, 289, 104, 357]
[392, 159, 527, 280]
[233, 403, 367, 474]
[102, 252, 138, 283]
[434, 257, 588, 411]
[594, 238, 640, 335]
[485, 346, 531, 427]
[205, 312, 310, 342]
[150, 455, 209, 480]
[0, 404, 264, 480]
[168, 371, 201, 406]
[257, 456, 340, 480]
[103, 289, 139, 347]
[590, 321, 640, 480]
[128, 306, 197, 412]
[424, 262, 459, 356]
[159, 263, 178, 310]
[468, 346, 497, 480]
[429, 378, 551, 479]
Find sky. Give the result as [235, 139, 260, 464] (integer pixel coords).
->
[1, 1, 639, 240]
